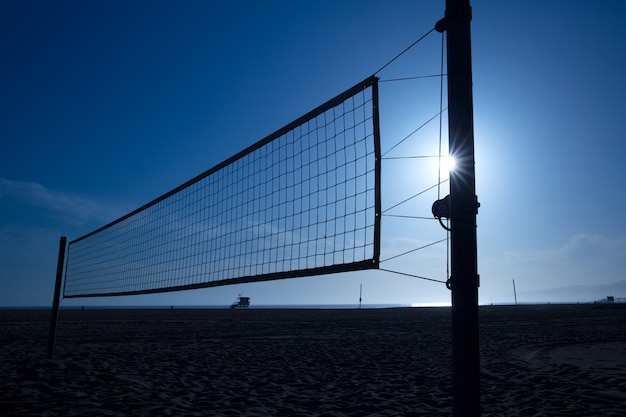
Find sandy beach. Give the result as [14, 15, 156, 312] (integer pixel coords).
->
[1, 304, 625, 416]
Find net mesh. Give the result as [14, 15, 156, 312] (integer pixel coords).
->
[63, 77, 381, 298]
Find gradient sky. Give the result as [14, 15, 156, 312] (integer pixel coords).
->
[2, 0, 625, 307]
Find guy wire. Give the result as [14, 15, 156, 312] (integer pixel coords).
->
[375, 27, 436, 75]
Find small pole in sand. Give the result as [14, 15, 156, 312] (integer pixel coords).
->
[359, 283, 363, 309]
[48, 236, 67, 359]
[512, 279, 518, 308]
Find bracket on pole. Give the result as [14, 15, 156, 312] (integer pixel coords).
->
[432, 194, 480, 231]
[435, 17, 447, 33]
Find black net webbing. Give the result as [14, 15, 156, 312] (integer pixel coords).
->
[63, 76, 381, 298]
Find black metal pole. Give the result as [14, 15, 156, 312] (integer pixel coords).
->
[48, 236, 67, 359]
[444, 0, 480, 416]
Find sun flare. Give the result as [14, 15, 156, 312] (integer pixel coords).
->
[440, 155, 456, 173]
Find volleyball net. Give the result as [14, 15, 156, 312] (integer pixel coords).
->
[63, 76, 381, 298]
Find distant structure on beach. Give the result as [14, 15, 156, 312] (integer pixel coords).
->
[230, 294, 250, 309]
[594, 296, 625, 304]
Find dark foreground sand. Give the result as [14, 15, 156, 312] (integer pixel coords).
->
[1, 305, 625, 416]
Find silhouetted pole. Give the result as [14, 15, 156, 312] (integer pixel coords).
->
[444, 0, 480, 416]
[48, 236, 67, 359]
[359, 283, 363, 309]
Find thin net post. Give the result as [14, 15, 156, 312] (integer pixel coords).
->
[64, 76, 381, 298]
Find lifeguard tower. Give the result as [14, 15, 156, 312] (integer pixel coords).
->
[230, 294, 250, 309]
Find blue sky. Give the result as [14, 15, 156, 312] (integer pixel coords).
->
[2, 1, 625, 307]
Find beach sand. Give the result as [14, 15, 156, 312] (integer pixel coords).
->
[1, 304, 625, 416]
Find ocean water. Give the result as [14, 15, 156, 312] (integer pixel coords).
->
[1, 304, 412, 311]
